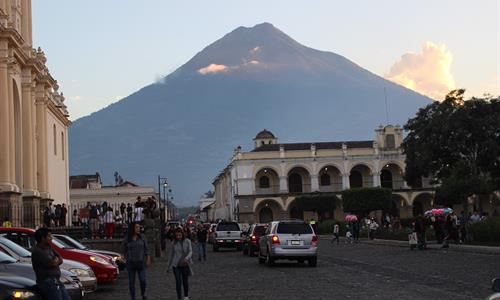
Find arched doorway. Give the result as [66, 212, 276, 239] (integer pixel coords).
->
[412, 193, 433, 217]
[259, 207, 273, 223]
[255, 168, 280, 194]
[349, 164, 373, 188]
[287, 167, 310, 193]
[380, 169, 393, 189]
[289, 206, 301, 219]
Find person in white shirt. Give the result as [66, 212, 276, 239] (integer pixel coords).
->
[331, 223, 340, 244]
[369, 219, 379, 240]
[134, 204, 144, 223]
[104, 207, 115, 239]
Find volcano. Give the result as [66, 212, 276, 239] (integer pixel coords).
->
[69, 23, 431, 205]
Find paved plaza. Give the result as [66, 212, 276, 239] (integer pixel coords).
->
[92, 239, 500, 300]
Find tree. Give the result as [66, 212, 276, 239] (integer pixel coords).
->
[341, 188, 392, 214]
[293, 193, 338, 215]
[402, 90, 500, 209]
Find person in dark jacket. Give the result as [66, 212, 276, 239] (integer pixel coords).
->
[442, 215, 454, 248]
[122, 222, 151, 300]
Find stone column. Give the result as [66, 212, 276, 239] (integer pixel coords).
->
[342, 174, 350, 190]
[0, 54, 11, 186]
[373, 172, 380, 187]
[21, 73, 34, 192]
[35, 90, 48, 199]
[279, 176, 288, 193]
[310, 174, 319, 192]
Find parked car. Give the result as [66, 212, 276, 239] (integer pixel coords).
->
[0, 228, 118, 284]
[0, 251, 84, 300]
[0, 237, 97, 293]
[242, 224, 268, 256]
[488, 278, 500, 300]
[212, 221, 242, 252]
[53, 234, 126, 271]
[258, 220, 318, 267]
[0, 275, 40, 300]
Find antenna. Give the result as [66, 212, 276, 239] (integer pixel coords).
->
[384, 87, 390, 125]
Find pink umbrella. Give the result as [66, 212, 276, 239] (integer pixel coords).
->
[345, 214, 358, 222]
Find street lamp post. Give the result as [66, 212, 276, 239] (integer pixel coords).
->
[157, 176, 169, 223]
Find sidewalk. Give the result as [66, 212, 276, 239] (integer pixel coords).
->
[319, 235, 500, 255]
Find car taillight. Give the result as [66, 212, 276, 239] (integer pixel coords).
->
[251, 235, 257, 241]
[311, 235, 318, 247]
[271, 235, 280, 245]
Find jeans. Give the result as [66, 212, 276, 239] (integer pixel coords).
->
[198, 242, 207, 260]
[331, 233, 339, 244]
[173, 266, 189, 299]
[39, 278, 70, 300]
[127, 263, 147, 300]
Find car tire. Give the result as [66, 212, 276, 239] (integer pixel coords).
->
[243, 247, 248, 255]
[213, 245, 219, 252]
[236, 245, 243, 252]
[308, 257, 317, 267]
[258, 250, 265, 264]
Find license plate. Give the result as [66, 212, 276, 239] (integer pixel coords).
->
[291, 240, 301, 245]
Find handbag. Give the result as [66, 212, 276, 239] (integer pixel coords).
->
[178, 240, 194, 276]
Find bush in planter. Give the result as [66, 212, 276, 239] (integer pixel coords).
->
[470, 217, 500, 244]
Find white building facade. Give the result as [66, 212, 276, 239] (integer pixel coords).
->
[213, 126, 435, 223]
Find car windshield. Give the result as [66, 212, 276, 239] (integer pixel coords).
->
[52, 237, 73, 249]
[277, 223, 312, 234]
[217, 223, 240, 231]
[0, 237, 31, 258]
[0, 251, 17, 264]
[254, 226, 268, 236]
[56, 235, 86, 250]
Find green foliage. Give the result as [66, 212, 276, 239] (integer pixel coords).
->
[402, 90, 500, 205]
[470, 217, 500, 244]
[341, 187, 392, 214]
[293, 193, 338, 212]
[317, 220, 347, 235]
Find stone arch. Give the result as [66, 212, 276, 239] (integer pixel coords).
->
[285, 164, 313, 176]
[254, 167, 280, 194]
[411, 192, 434, 217]
[317, 164, 342, 192]
[316, 162, 345, 175]
[380, 162, 405, 189]
[253, 165, 281, 178]
[287, 166, 311, 193]
[349, 164, 373, 188]
[389, 194, 411, 218]
[254, 199, 284, 223]
[253, 197, 285, 212]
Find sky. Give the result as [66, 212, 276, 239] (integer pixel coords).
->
[32, 1, 499, 120]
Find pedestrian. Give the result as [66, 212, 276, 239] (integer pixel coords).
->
[196, 224, 208, 261]
[61, 204, 68, 226]
[71, 209, 80, 226]
[331, 222, 340, 244]
[104, 207, 115, 239]
[134, 202, 145, 224]
[122, 222, 151, 300]
[345, 229, 353, 244]
[127, 203, 133, 223]
[442, 215, 453, 249]
[31, 227, 70, 300]
[167, 227, 193, 300]
[352, 220, 360, 242]
[89, 204, 100, 239]
[369, 219, 379, 240]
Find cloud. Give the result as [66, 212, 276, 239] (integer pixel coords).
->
[250, 46, 261, 54]
[68, 95, 82, 101]
[198, 64, 229, 75]
[385, 42, 456, 100]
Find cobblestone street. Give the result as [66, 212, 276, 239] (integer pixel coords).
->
[91, 238, 499, 300]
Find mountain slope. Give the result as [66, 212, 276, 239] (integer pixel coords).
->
[69, 23, 431, 206]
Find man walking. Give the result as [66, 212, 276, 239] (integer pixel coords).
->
[32, 227, 70, 300]
[196, 224, 208, 261]
[331, 222, 340, 244]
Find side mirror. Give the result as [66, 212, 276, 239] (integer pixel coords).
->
[493, 278, 500, 292]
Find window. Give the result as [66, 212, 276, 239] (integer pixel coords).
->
[386, 134, 395, 149]
[216, 222, 240, 231]
[259, 176, 270, 188]
[277, 222, 312, 234]
[288, 173, 303, 193]
[53, 124, 57, 155]
[349, 171, 363, 188]
[61, 132, 65, 160]
[261, 141, 265, 146]
[320, 173, 331, 186]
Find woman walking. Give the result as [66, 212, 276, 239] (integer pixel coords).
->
[122, 222, 151, 300]
[167, 227, 193, 300]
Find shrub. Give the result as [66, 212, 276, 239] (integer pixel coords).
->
[341, 188, 392, 214]
[470, 217, 500, 244]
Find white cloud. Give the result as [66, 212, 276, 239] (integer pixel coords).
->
[250, 46, 262, 54]
[385, 42, 456, 100]
[198, 64, 229, 75]
[68, 95, 82, 101]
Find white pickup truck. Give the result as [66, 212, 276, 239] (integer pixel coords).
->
[213, 221, 243, 252]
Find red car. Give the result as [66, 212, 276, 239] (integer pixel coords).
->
[0, 227, 118, 284]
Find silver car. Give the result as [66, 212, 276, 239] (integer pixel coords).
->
[258, 220, 318, 267]
[0, 236, 97, 293]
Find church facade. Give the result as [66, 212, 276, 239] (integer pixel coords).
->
[213, 126, 435, 223]
[0, 0, 70, 226]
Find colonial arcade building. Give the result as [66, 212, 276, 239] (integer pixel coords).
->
[0, 0, 70, 226]
[213, 126, 435, 223]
